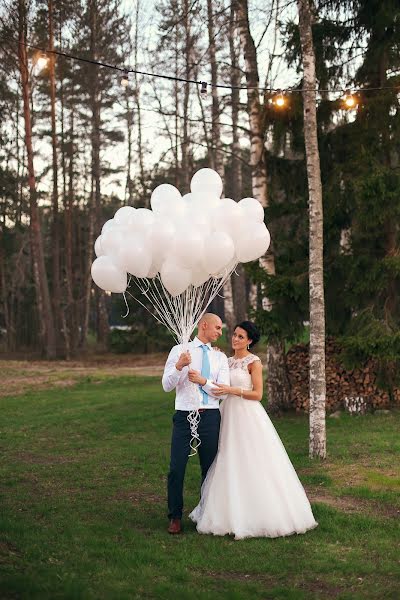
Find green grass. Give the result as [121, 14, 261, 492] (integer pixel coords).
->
[0, 376, 399, 599]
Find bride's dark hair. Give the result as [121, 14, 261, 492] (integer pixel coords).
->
[235, 321, 260, 349]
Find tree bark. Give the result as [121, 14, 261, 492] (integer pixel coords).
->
[64, 84, 76, 356]
[207, 0, 234, 336]
[133, 0, 145, 203]
[234, 0, 290, 413]
[48, 0, 63, 354]
[181, 0, 191, 191]
[297, 0, 327, 459]
[229, 3, 247, 324]
[207, 0, 223, 176]
[88, 0, 108, 348]
[18, 0, 56, 359]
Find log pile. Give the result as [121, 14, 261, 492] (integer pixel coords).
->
[286, 338, 399, 413]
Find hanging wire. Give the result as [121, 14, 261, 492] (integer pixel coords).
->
[11, 38, 400, 95]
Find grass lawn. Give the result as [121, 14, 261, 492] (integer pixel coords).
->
[0, 375, 399, 599]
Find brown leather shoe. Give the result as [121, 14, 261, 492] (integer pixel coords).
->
[168, 518, 182, 534]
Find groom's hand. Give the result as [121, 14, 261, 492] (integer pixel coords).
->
[188, 369, 207, 385]
[176, 351, 191, 371]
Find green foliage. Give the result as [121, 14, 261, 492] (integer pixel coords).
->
[262, 0, 400, 382]
[109, 292, 175, 354]
[109, 324, 174, 354]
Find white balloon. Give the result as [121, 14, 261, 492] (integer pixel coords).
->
[191, 268, 210, 287]
[182, 192, 194, 204]
[151, 184, 184, 216]
[91, 256, 127, 293]
[238, 197, 264, 223]
[146, 263, 160, 279]
[150, 218, 175, 263]
[101, 228, 125, 258]
[203, 232, 235, 275]
[173, 228, 204, 269]
[132, 208, 155, 232]
[213, 258, 237, 278]
[94, 236, 104, 257]
[116, 235, 152, 278]
[190, 168, 223, 198]
[160, 260, 192, 297]
[114, 205, 136, 225]
[212, 198, 243, 239]
[101, 219, 116, 234]
[235, 223, 271, 263]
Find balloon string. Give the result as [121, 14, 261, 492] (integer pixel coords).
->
[122, 292, 130, 318]
[187, 409, 201, 457]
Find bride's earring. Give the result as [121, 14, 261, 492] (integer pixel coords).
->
[247, 344, 250, 350]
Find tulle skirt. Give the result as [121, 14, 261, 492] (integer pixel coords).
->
[189, 395, 318, 540]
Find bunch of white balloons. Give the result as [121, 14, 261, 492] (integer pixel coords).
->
[91, 168, 271, 297]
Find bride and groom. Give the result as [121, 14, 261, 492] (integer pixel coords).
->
[162, 313, 318, 540]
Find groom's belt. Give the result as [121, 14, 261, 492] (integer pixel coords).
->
[176, 408, 218, 414]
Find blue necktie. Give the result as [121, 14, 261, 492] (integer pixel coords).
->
[200, 344, 211, 405]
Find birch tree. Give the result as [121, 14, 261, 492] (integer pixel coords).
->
[234, 0, 290, 412]
[17, 0, 57, 359]
[297, 0, 326, 459]
[228, 2, 247, 323]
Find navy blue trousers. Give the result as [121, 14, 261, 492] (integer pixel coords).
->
[167, 409, 221, 520]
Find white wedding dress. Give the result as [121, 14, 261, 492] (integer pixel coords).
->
[189, 354, 318, 540]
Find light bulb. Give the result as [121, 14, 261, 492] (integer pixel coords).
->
[343, 91, 357, 109]
[273, 92, 287, 108]
[121, 70, 129, 87]
[36, 55, 49, 71]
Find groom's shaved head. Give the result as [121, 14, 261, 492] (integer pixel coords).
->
[199, 313, 220, 326]
[198, 313, 223, 343]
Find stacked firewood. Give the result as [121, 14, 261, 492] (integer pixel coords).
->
[286, 339, 397, 413]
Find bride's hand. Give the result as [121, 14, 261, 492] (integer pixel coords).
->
[212, 382, 232, 396]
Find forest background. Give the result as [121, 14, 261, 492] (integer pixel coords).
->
[0, 0, 399, 414]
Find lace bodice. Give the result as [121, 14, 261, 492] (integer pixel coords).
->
[228, 354, 261, 391]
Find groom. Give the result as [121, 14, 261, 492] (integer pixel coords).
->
[162, 313, 230, 534]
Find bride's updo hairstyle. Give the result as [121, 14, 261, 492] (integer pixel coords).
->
[235, 321, 260, 349]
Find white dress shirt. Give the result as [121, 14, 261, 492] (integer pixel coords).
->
[162, 337, 230, 411]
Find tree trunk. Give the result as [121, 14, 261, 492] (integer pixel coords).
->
[88, 0, 108, 348]
[207, 0, 233, 335]
[0, 230, 10, 349]
[234, 0, 290, 412]
[207, 0, 223, 176]
[18, 0, 56, 359]
[297, 0, 326, 459]
[181, 0, 191, 191]
[173, 23, 180, 188]
[64, 87, 76, 356]
[229, 3, 247, 324]
[80, 177, 95, 349]
[48, 0, 63, 354]
[125, 87, 134, 205]
[134, 0, 145, 203]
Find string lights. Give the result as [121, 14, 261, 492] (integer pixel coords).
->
[16, 39, 399, 108]
[121, 69, 129, 87]
[272, 91, 287, 108]
[342, 90, 358, 109]
[34, 51, 49, 72]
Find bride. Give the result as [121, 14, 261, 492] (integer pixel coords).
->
[189, 321, 318, 540]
